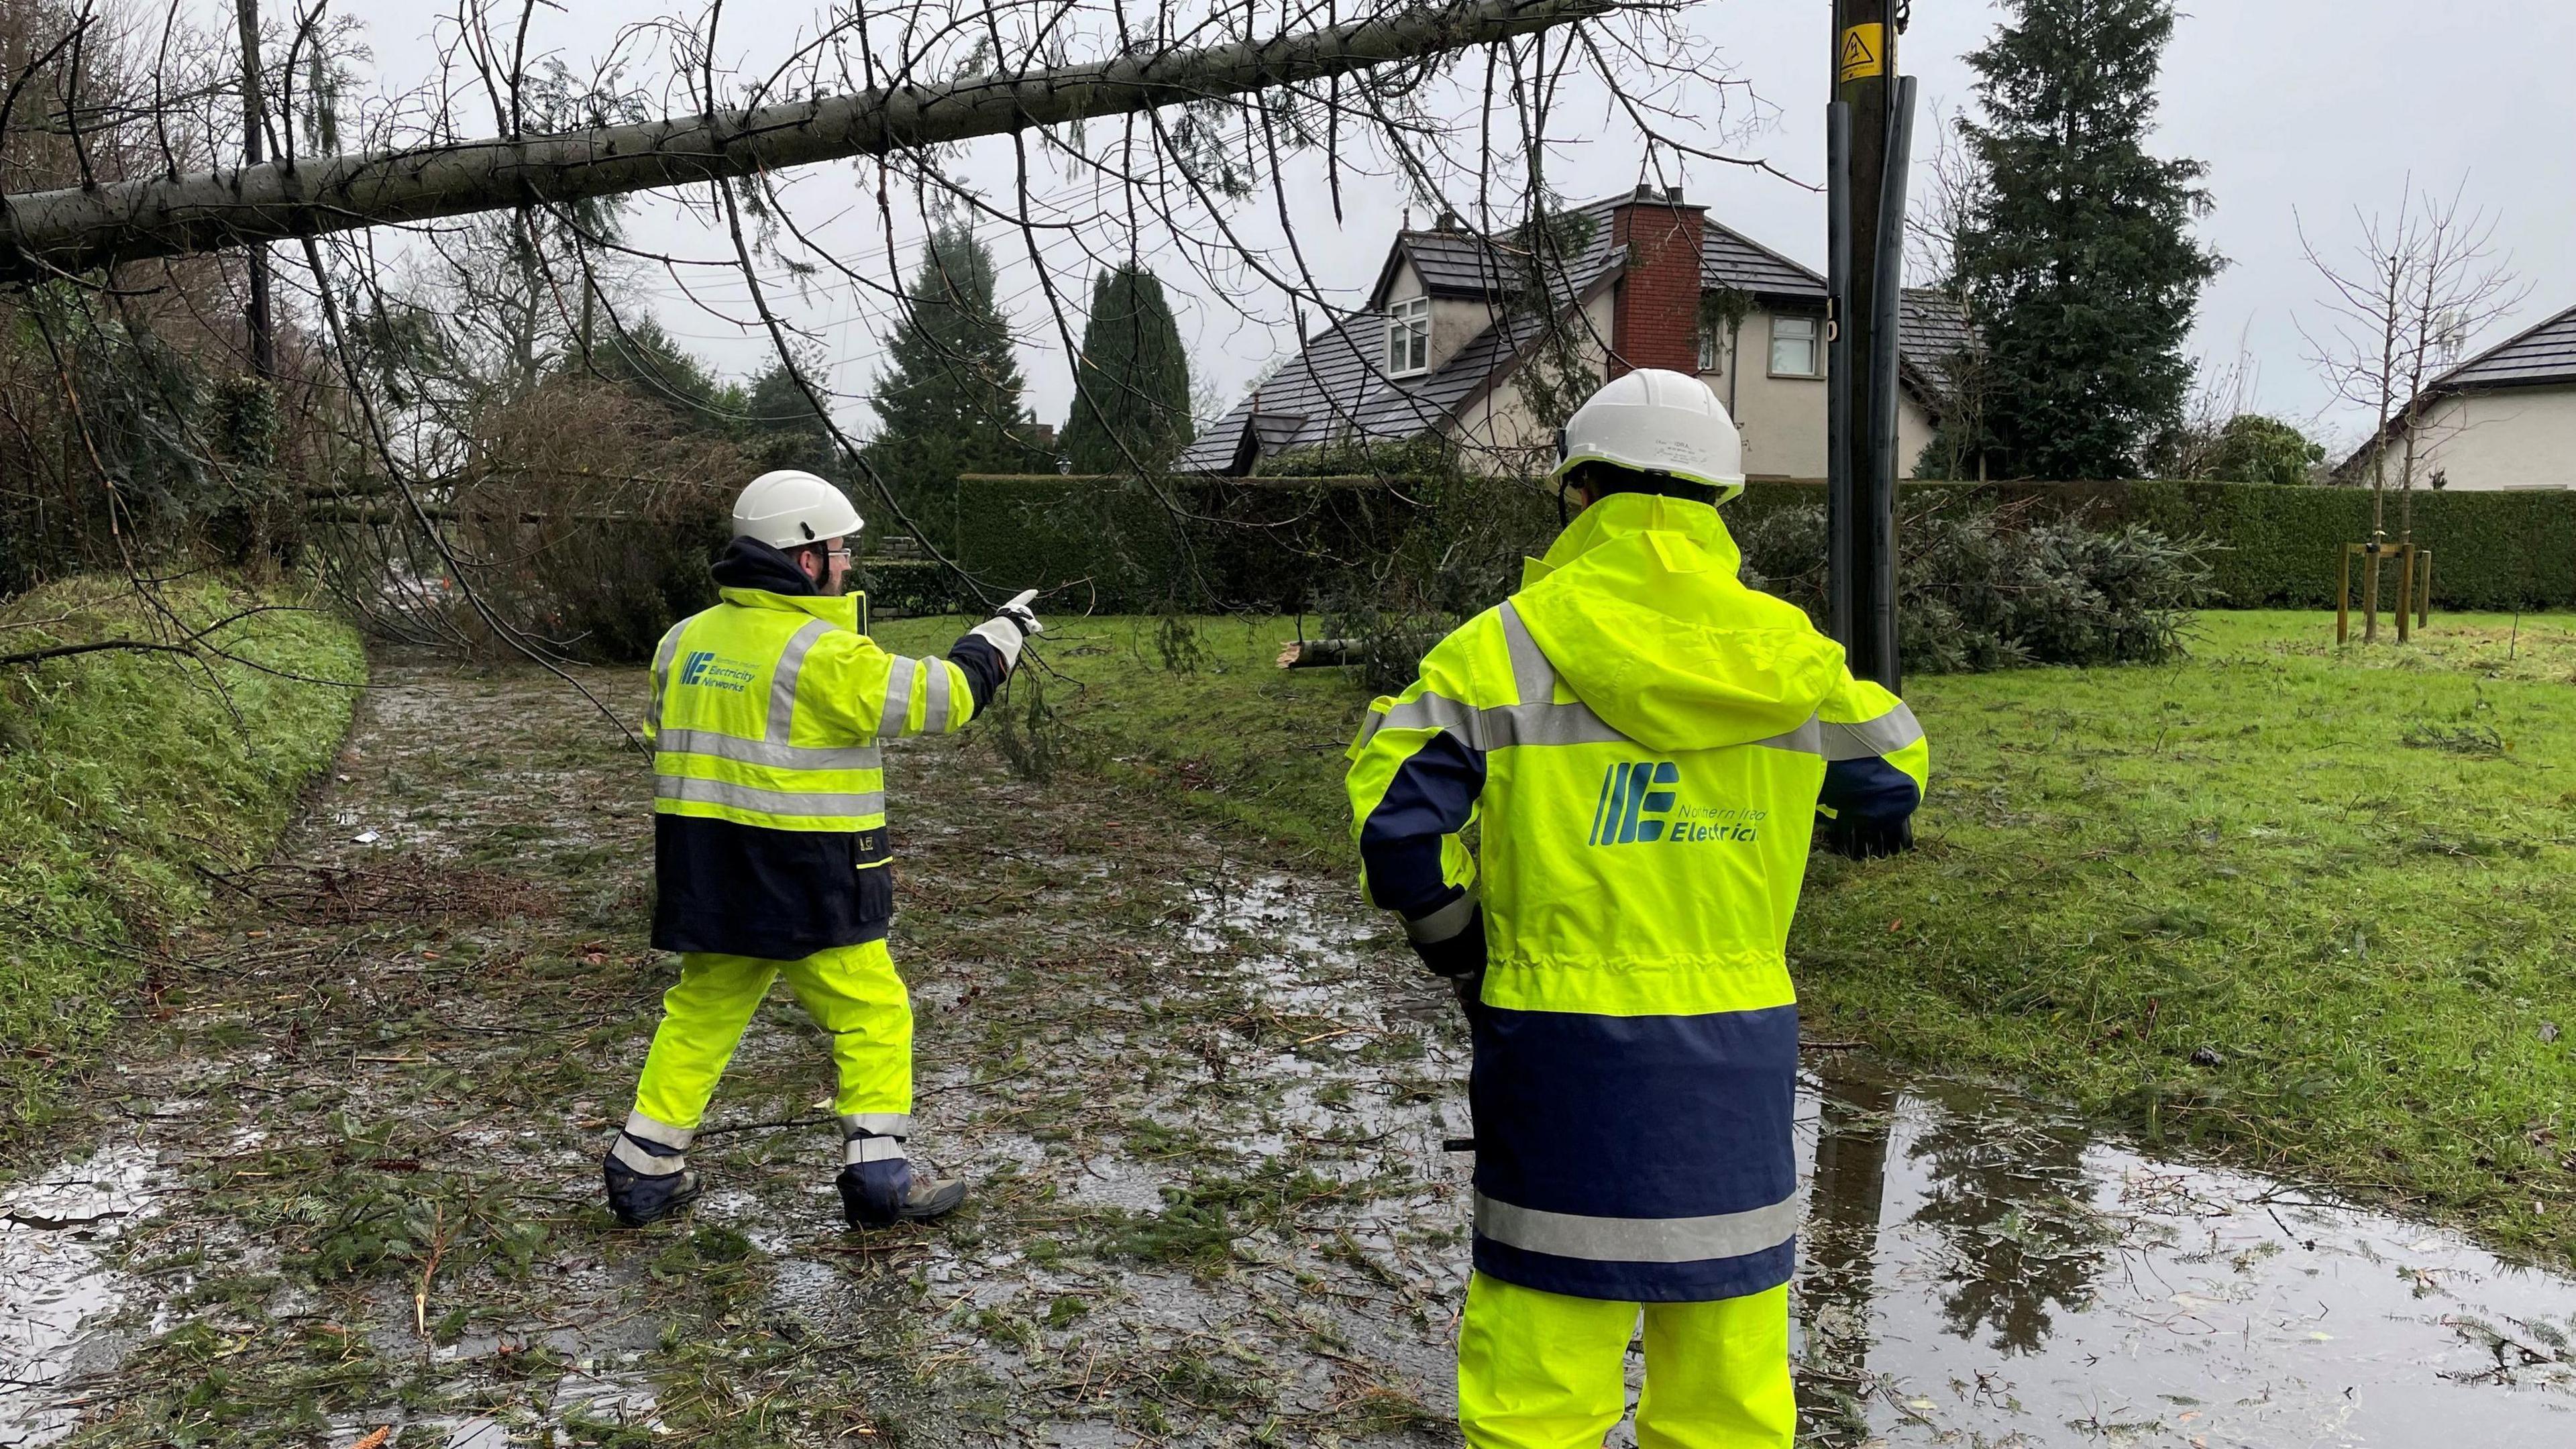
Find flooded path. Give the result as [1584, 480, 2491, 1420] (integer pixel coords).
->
[3, 656, 2573, 1446]
[1794, 1069, 2576, 1446]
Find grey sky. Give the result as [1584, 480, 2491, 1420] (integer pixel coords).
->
[350, 1, 2576, 456]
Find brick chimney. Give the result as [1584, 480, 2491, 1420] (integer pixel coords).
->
[1607, 184, 1707, 378]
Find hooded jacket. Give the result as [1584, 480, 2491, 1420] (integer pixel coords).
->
[647, 537, 1008, 960]
[1343, 492, 1927, 1301]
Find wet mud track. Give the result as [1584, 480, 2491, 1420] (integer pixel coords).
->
[5, 657, 2575, 1447]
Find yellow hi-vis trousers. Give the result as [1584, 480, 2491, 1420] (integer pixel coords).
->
[631, 940, 912, 1131]
[1457, 1273, 1794, 1449]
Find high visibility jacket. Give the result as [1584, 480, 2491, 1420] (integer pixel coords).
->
[1344, 492, 1928, 1303]
[647, 538, 1008, 961]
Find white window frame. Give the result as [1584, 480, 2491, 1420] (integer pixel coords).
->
[1385, 297, 1432, 378]
[1768, 314, 1821, 378]
[1698, 323, 1724, 375]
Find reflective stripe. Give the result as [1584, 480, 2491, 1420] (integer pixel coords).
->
[1496, 601, 1556, 707]
[922, 660, 953, 734]
[623, 1110, 694, 1150]
[1404, 886, 1481, 945]
[845, 1134, 908, 1165]
[879, 658, 916, 737]
[644, 624, 686, 741]
[611, 1135, 686, 1175]
[1474, 1191, 1801, 1264]
[1753, 718, 1825, 757]
[839, 1112, 914, 1137]
[654, 729, 883, 773]
[654, 775, 886, 818]
[768, 619, 832, 741]
[1819, 701, 1924, 761]
[1376, 692, 1829, 759]
[1377, 692, 1629, 749]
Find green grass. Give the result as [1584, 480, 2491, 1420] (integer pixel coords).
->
[877, 608, 2576, 1258]
[0, 575, 364, 1130]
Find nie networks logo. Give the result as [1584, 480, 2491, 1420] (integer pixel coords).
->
[678, 649, 757, 694]
[1587, 760, 1765, 847]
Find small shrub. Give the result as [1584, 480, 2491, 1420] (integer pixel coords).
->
[1735, 499, 2209, 671]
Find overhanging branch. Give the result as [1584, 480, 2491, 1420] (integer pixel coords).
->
[0, 0, 1615, 282]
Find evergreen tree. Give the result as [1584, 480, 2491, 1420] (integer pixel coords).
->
[1951, 0, 2220, 478]
[861, 223, 1040, 541]
[1060, 262, 1193, 473]
[742, 361, 838, 476]
[582, 319, 741, 431]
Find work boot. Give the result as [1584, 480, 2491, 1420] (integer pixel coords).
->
[837, 1156, 967, 1228]
[602, 1111, 702, 1228]
[604, 1155, 702, 1226]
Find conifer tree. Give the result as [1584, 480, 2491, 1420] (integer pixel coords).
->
[1061, 263, 1193, 473]
[743, 361, 838, 476]
[861, 223, 1040, 539]
[1951, 0, 2220, 478]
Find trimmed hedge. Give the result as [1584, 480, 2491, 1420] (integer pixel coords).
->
[1738, 480, 2576, 612]
[949, 474, 1430, 613]
[936, 472, 2575, 616]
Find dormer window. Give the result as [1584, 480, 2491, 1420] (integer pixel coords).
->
[1385, 297, 1431, 377]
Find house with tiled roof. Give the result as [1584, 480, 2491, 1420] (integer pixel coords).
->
[2337, 300, 2576, 491]
[1180, 185, 1978, 480]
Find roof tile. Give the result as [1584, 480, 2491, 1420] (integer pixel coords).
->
[2440, 301, 2576, 390]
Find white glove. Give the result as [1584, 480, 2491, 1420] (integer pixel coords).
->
[996, 588, 1043, 639]
[968, 588, 1044, 672]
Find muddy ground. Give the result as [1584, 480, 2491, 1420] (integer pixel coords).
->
[7, 657, 2576, 1448]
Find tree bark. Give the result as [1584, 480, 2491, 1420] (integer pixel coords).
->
[0, 0, 1609, 282]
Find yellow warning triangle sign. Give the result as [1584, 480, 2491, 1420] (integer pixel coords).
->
[1838, 23, 1884, 83]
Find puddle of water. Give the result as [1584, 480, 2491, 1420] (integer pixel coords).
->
[1790, 1065, 2576, 1447]
[1183, 868, 2576, 1446]
[0, 1141, 160, 1448]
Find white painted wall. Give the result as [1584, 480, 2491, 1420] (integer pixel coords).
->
[1364, 283, 1943, 482]
[1699, 305, 1939, 479]
[1448, 289, 1615, 476]
[2397, 386, 2576, 491]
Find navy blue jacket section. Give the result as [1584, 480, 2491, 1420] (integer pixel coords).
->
[1470, 1004, 1801, 1220]
[1357, 730, 1487, 920]
[1474, 1233, 1798, 1303]
[1820, 755, 1919, 824]
[654, 817, 892, 959]
[1468, 1003, 1800, 1301]
[949, 633, 1008, 715]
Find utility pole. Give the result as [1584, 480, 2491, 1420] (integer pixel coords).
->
[1826, 0, 1914, 691]
[235, 0, 273, 379]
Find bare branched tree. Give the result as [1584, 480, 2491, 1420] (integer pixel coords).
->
[0, 0, 1766, 742]
[2298, 177, 2528, 541]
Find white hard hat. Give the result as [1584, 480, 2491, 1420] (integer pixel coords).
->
[1548, 368, 1746, 503]
[731, 470, 863, 549]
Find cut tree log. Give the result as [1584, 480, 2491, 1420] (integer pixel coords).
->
[0, 0, 1613, 282]
[1278, 638, 1366, 669]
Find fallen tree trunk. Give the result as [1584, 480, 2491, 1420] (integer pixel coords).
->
[0, 0, 1610, 282]
[1278, 637, 1367, 669]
